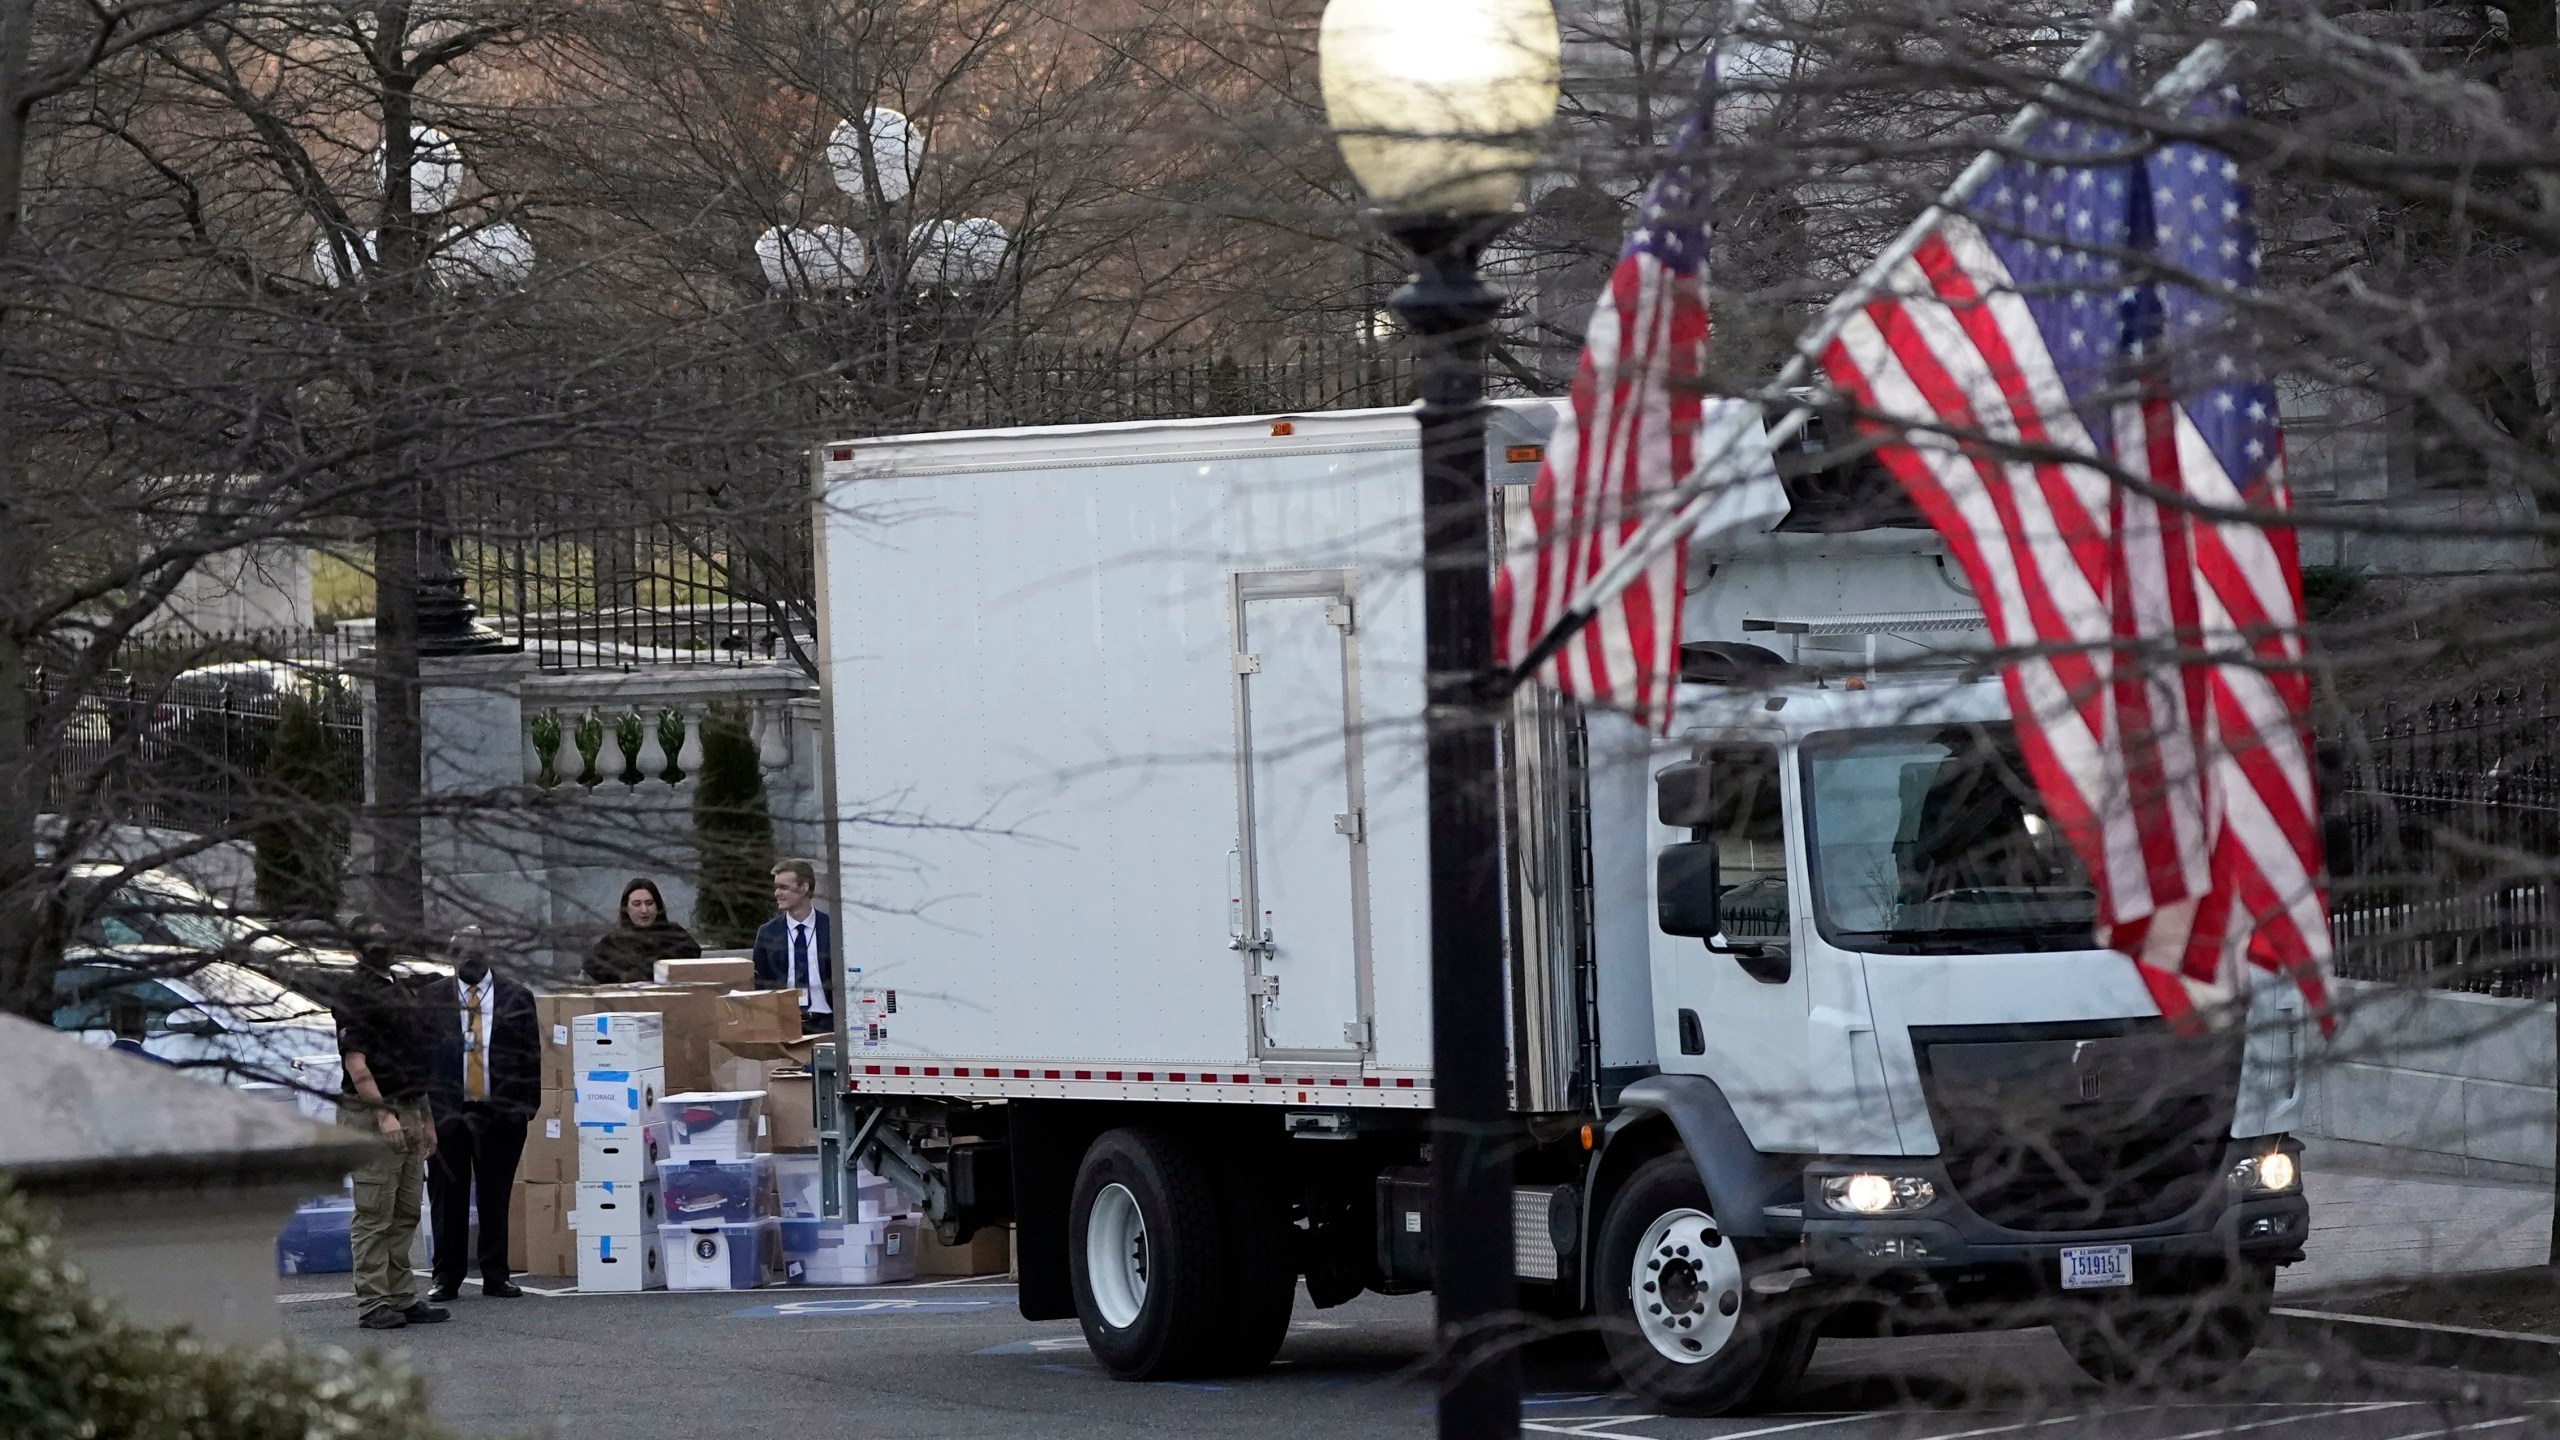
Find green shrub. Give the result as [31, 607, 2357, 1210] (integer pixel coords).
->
[0, 1181, 455, 1439]
[251, 696, 359, 921]
[691, 704, 777, 948]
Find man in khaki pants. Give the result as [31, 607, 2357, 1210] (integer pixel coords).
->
[335, 919, 448, 1330]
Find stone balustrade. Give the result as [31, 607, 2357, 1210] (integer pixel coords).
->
[519, 664, 814, 795]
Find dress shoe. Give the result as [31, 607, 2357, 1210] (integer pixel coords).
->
[400, 1302, 451, 1324]
[358, 1310, 407, 1330]
[482, 1279, 524, 1299]
[426, 1283, 461, 1303]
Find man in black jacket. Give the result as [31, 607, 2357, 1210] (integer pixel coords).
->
[426, 926, 540, 1301]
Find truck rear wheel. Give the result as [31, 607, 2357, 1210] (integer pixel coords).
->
[1204, 1144, 1297, 1374]
[2057, 1261, 2273, 1389]
[1067, 1127, 1225, 1379]
[1595, 1153, 1808, 1415]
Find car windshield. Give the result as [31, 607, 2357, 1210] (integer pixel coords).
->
[1802, 723, 2098, 954]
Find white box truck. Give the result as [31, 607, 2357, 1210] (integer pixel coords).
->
[808, 403, 2314, 1411]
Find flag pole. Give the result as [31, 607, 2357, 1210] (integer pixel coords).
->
[1498, 0, 2257, 699]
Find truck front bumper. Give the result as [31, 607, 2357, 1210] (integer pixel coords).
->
[1797, 1139, 2309, 1281]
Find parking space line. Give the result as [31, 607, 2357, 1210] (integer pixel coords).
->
[2145, 1401, 2416, 1440]
[2372, 1418, 2535, 1440]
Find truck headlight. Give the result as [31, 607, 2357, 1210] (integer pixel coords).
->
[2228, 1150, 2298, 1194]
[1822, 1173, 1937, 1214]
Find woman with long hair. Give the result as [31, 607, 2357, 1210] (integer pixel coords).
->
[584, 877, 703, 984]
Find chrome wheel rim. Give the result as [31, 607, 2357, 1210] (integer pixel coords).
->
[1632, 1207, 1743, 1364]
[1086, 1182, 1149, 1329]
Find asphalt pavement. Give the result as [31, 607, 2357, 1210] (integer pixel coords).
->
[277, 1272, 2560, 1440]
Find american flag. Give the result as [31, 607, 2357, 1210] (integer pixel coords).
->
[1493, 38, 1787, 733]
[2111, 86, 2334, 1027]
[1819, 60, 2333, 1030]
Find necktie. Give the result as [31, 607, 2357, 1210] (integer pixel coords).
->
[792, 924, 811, 1005]
[465, 984, 487, 1102]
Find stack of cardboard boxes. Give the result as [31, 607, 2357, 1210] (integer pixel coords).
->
[508, 958, 993, 1288]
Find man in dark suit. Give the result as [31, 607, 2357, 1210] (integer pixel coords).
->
[751, 858, 836, 1035]
[426, 926, 539, 1301]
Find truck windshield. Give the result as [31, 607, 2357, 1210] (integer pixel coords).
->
[1802, 723, 2098, 954]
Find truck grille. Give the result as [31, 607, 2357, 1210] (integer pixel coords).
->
[1913, 1021, 2239, 1233]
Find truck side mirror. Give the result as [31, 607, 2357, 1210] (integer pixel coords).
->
[1656, 841, 1721, 938]
[1657, 763, 1714, 829]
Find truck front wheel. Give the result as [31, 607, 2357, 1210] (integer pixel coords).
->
[1067, 1127, 1225, 1379]
[1595, 1153, 1810, 1415]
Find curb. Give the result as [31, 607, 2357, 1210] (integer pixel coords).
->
[2268, 1305, 2560, 1377]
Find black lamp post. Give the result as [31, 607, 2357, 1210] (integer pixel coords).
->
[1319, 4, 1560, 1437]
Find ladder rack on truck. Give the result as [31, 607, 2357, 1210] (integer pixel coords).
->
[806, 403, 2314, 1411]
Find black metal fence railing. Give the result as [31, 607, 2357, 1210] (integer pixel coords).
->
[38, 668, 367, 835]
[2326, 684, 2560, 995]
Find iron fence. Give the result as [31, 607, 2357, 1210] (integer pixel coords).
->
[2325, 685, 2560, 995]
[37, 665, 366, 834]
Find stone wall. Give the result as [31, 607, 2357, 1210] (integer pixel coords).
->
[2299, 978, 2556, 1181]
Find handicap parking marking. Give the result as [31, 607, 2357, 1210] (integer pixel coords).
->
[730, 1296, 1010, 1318]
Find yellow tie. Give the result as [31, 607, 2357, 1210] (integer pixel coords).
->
[465, 986, 487, 1102]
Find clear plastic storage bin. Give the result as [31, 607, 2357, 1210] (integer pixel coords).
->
[662, 1219, 780, 1290]
[781, 1217, 916, 1286]
[659, 1156, 776, 1225]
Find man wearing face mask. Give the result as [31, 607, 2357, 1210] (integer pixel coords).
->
[335, 916, 444, 1329]
[426, 926, 539, 1302]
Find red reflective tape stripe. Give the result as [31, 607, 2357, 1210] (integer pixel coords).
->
[1105, 1071, 1123, 1081]
[1168, 1072, 1186, 1082]
[1075, 1071, 1092, 1080]
[894, 1066, 911, 1076]
[1330, 1078, 1348, 1086]
[1135, 1072, 1153, 1082]
[1395, 1078, 1415, 1088]
[863, 1066, 881, 1075]
[1014, 1069, 1030, 1079]
[1043, 1070, 1060, 1079]
[924, 1067, 941, 1077]
[1362, 1077, 1381, 1087]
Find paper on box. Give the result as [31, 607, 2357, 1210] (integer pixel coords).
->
[655, 957, 756, 988]
[572, 1066, 664, 1124]
[521, 1089, 575, 1184]
[576, 1230, 665, 1292]
[574, 1178, 662, 1235]
[717, 990, 802, 1047]
[535, 992, 607, 1093]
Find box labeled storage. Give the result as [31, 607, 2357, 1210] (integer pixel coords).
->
[577, 1119, 661, 1184]
[915, 1224, 1012, 1277]
[521, 1182, 573, 1277]
[662, 1219, 779, 1291]
[660, 1156, 776, 1225]
[765, 1071, 817, 1152]
[571, 1010, 665, 1075]
[659, 1090, 766, 1161]
[781, 1217, 916, 1286]
[573, 1066, 664, 1125]
[718, 990, 803, 1047]
[521, 1089, 576, 1184]
[655, 957, 756, 988]
[574, 1178, 662, 1236]
[576, 1229, 665, 1292]
[536, 992, 608, 1092]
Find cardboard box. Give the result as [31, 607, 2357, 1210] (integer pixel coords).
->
[707, 1043, 778, 1096]
[578, 1119, 662, 1184]
[521, 1089, 576, 1185]
[765, 1071, 817, 1152]
[654, 957, 756, 988]
[508, 1180, 529, 1273]
[574, 1178, 663, 1236]
[589, 986, 718, 1092]
[573, 1065, 664, 1125]
[522, 1181, 573, 1278]
[660, 1090, 767, 1161]
[570, 1011, 665, 1074]
[718, 990, 803, 1047]
[915, 1224, 1012, 1278]
[536, 992, 608, 1093]
[577, 1230, 665, 1292]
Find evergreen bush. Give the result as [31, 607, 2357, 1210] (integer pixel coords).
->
[691, 704, 777, 947]
[251, 695, 358, 921]
[0, 1181, 452, 1439]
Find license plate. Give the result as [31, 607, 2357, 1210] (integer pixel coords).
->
[2060, 1244, 2134, 1290]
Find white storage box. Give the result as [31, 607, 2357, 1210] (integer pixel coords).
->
[574, 1178, 661, 1236]
[570, 1012, 664, 1073]
[659, 1090, 767, 1161]
[576, 1230, 665, 1292]
[577, 1120, 661, 1184]
[662, 1219, 780, 1291]
[781, 1217, 916, 1286]
[573, 1066, 663, 1125]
